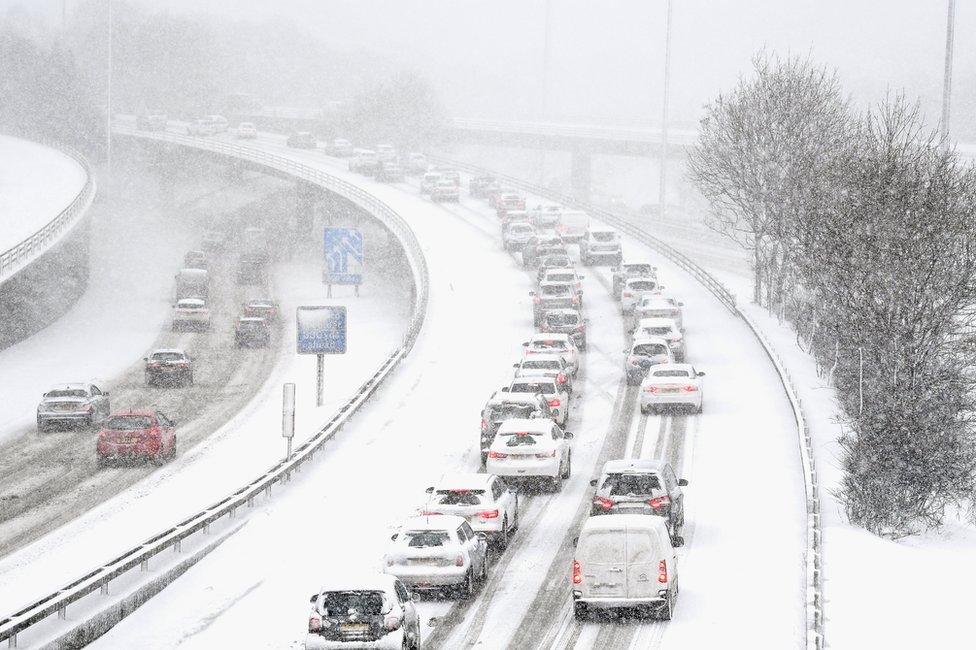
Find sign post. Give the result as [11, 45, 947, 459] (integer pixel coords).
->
[297, 306, 348, 407]
[323, 227, 364, 298]
[282, 382, 295, 459]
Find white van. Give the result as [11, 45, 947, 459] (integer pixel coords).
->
[572, 514, 678, 621]
[558, 210, 590, 242]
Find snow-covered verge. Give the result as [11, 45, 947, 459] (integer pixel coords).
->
[0, 134, 87, 254]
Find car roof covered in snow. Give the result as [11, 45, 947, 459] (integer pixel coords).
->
[636, 317, 678, 328]
[177, 298, 205, 307]
[646, 363, 695, 376]
[528, 332, 570, 343]
[487, 391, 543, 406]
[600, 458, 669, 475]
[433, 473, 494, 491]
[580, 513, 669, 534]
[150, 348, 187, 355]
[631, 335, 671, 349]
[400, 514, 466, 532]
[317, 572, 399, 594]
[496, 418, 553, 434]
[519, 353, 564, 364]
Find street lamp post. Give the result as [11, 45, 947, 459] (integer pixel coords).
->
[106, 0, 113, 179]
[658, 0, 673, 221]
[941, 0, 956, 143]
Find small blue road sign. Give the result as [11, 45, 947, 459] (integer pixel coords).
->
[324, 228, 363, 285]
[297, 306, 347, 355]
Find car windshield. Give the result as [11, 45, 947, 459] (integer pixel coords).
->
[626, 264, 653, 275]
[45, 389, 87, 398]
[633, 343, 668, 356]
[510, 225, 532, 233]
[104, 415, 153, 430]
[592, 232, 616, 242]
[433, 490, 486, 505]
[524, 360, 561, 370]
[511, 381, 554, 394]
[643, 326, 671, 335]
[151, 352, 185, 361]
[532, 340, 566, 350]
[546, 313, 579, 326]
[403, 530, 451, 547]
[488, 404, 535, 420]
[603, 472, 661, 495]
[320, 591, 384, 617]
[653, 370, 691, 378]
[629, 281, 657, 291]
[541, 285, 571, 297]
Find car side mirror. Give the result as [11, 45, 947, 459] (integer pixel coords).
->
[476, 532, 488, 541]
[309, 594, 318, 604]
[672, 536, 685, 547]
[572, 535, 579, 546]
[103, 391, 110, 396]
[500, 387, 509, 392]
[425, 486, 434, 493]
[589, 478, 597, 487]
[678, 479, 689, 486]
[522, 342, 529, 347]
[512, 363, 519, 368]
[528, 290, 535, 296]
[142, 357, 148, 362]
[678, 302, 684, 306]
[391, 533, 398, 541]
[563, 432, 574, 439]
[411, 592, 420, 602]
[697, 371, 705, 377]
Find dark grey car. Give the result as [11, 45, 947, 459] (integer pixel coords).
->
[589, 458, 688, 545]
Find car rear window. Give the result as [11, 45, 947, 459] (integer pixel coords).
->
[546, 313, 579, 326]
[603, 472, 661, 495]
[523, 360, 561, 370]
[642, 309, 673, 318]
[642, 327, 671, 336]
[592, 232, 616, 242]
[403, 530, 451, 548]
[653, 369, 691, 378]
[45, 389, 87, 398]
[104, 416, 153, 430]
[503, 433, 541, 446]
[510, 381, 555, 394]
[633, 343, 668, 356]
[547, 273, 574, 282]
[320, 591, 384, 617]
[487, 404, 535, 420]
[151, 352, 186, 361]
[510, 224, 533, 233]
[625, 264, 653, 275]
[541, 285, 571, 296]
[542, 257, 571, 267]
[532, 340, 567, 350]
[629, 281, 657, 291]
[578, 531, 626, 564]
[433, 490, 486, 506]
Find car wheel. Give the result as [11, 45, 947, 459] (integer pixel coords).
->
[640, 404, 650, 415]
[574, 602, 588, 621]
[85, 414, 93, 428]
[186, 373, 194, 387]
[499, 516, 509, 549]
[96, 456, 107, 470]
[150, 451, 164, 467]
[459, 570, 475, 600]
[552, 474, 563, 493]
[562, 451, 572, 479]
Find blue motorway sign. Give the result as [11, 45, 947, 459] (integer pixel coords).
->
[324, 228, 364, 285]
[296, 306, 347, 355]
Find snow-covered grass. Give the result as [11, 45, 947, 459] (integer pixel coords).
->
[0, 134, 87, 253]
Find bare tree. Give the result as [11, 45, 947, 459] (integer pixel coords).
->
[687, 52, 851, 306]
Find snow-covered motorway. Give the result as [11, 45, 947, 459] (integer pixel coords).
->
[79, 126, 806, 649]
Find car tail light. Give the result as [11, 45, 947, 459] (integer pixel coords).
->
[548, 398, 560, 407]
[645, 386, 659, 393]
[308, 616, 322, 632]
[384, 614, 402, 631]
[683, 385, 699, 392]
[533, 297, 541, 305]
[481, 418, 488, 432]
[573, 560, 583, 585]
[455, 554, 465, 567]
[421, 510, 443, 516]
[386, 557, 395, 567]
[623, 291, 632, 297]
[572, 297, 580, 306]
[479, 509, 500, 519]
[576, 324, 585, 332]
[648, 495, 671, 509]
[488, 451, 508, 459]
[658, 559, 668, 584]
[556, 373, 566, 384]
[593, 496, 614, 510]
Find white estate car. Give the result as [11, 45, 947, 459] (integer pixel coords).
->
[625, 336, 675, 386]
[172, 298, 211, 331]
[633, 295, 684, 331]
[486, 418, 573, 491]
[620, 277, 664, 313]
[633, 317, 685, 361]
[236, 122, 257, 138]
[305, 573, 421, 650]
[424, 473, 520, 547]
[523, 333, 579, 375]
[383, 514, 489, 598]
[507, 375, 570, 426]
[512, 353, 574, 393]
[640, 363, 705, 414]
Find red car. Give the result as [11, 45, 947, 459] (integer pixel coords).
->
[96, 410, 176, 468]
[496, 193, 526, 218]
[242, 299, 279, 321]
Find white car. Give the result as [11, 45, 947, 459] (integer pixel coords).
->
[405, 152, 427, 174]
[507, 375, 570, 425]
[331, 138, 353, 157]
[625, 336, 675, 385]
[633, 295, 684, 331]
[613, 260, 658, 295]
[633, 317, 685, 361]
[383, 514, 489, 598]
[522, 333, 579, 375]
[172, 298, 211, 331]
[540, 267, 584, 294]
[349, 148, 379, 174]
[512, 353, 574, 393]
[420, 171, 442, 194]
[486, 418, 573, 491]
[620, 277, 664, 313]
[423, 473, 520, 547]
[186, 118, 216, 136]
[376, 143, 397, 162]
[236, 122, 257, 139]
[305, 573, 421, 650]
[580, 227, 622, 266]
[640, 363, 705, 414]
[207, 114, 229, 132]
[431, 179, 460, 202]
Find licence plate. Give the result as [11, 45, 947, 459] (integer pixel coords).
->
[117, 437, 134, 444]
[340, 623, 368, 633]
[661, 387, 681, 393]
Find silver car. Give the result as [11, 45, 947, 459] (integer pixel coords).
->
[37, 383, 110, 431]
[383, 515, 489, 598]
[589, 458, 688, 545]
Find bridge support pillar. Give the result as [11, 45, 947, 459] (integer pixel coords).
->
[296, 181, 317, 236]
[570, 149, 592, 203]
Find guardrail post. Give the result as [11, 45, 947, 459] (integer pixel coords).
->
[100, 583, 109, 596]
[140, 558, 149, 572]
[174, 539, 182, 554]
[247, 495, 255, 508]
[58, 605, 67, 619]
[8, 631, 16, 647]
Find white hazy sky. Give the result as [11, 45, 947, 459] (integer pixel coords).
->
[8, 1, 973, 130]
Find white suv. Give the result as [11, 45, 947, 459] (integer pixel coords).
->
[486, 418, 574, 492]
[424, 473, 520, 548]
[522, 333, 579, 375]
[580, 227, 622, 266]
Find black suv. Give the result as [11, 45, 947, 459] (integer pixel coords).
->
[589, 458, 688, 545]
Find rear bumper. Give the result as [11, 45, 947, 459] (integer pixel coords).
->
[640, 392, 702, 409]
[37, 412, 90, 423]
[97, 442, 159, 459]
[305, 628, 404, 650]
[487, 457, 560, 479]
[385, 565, 467, 588]
[573, 592, 668, 609]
